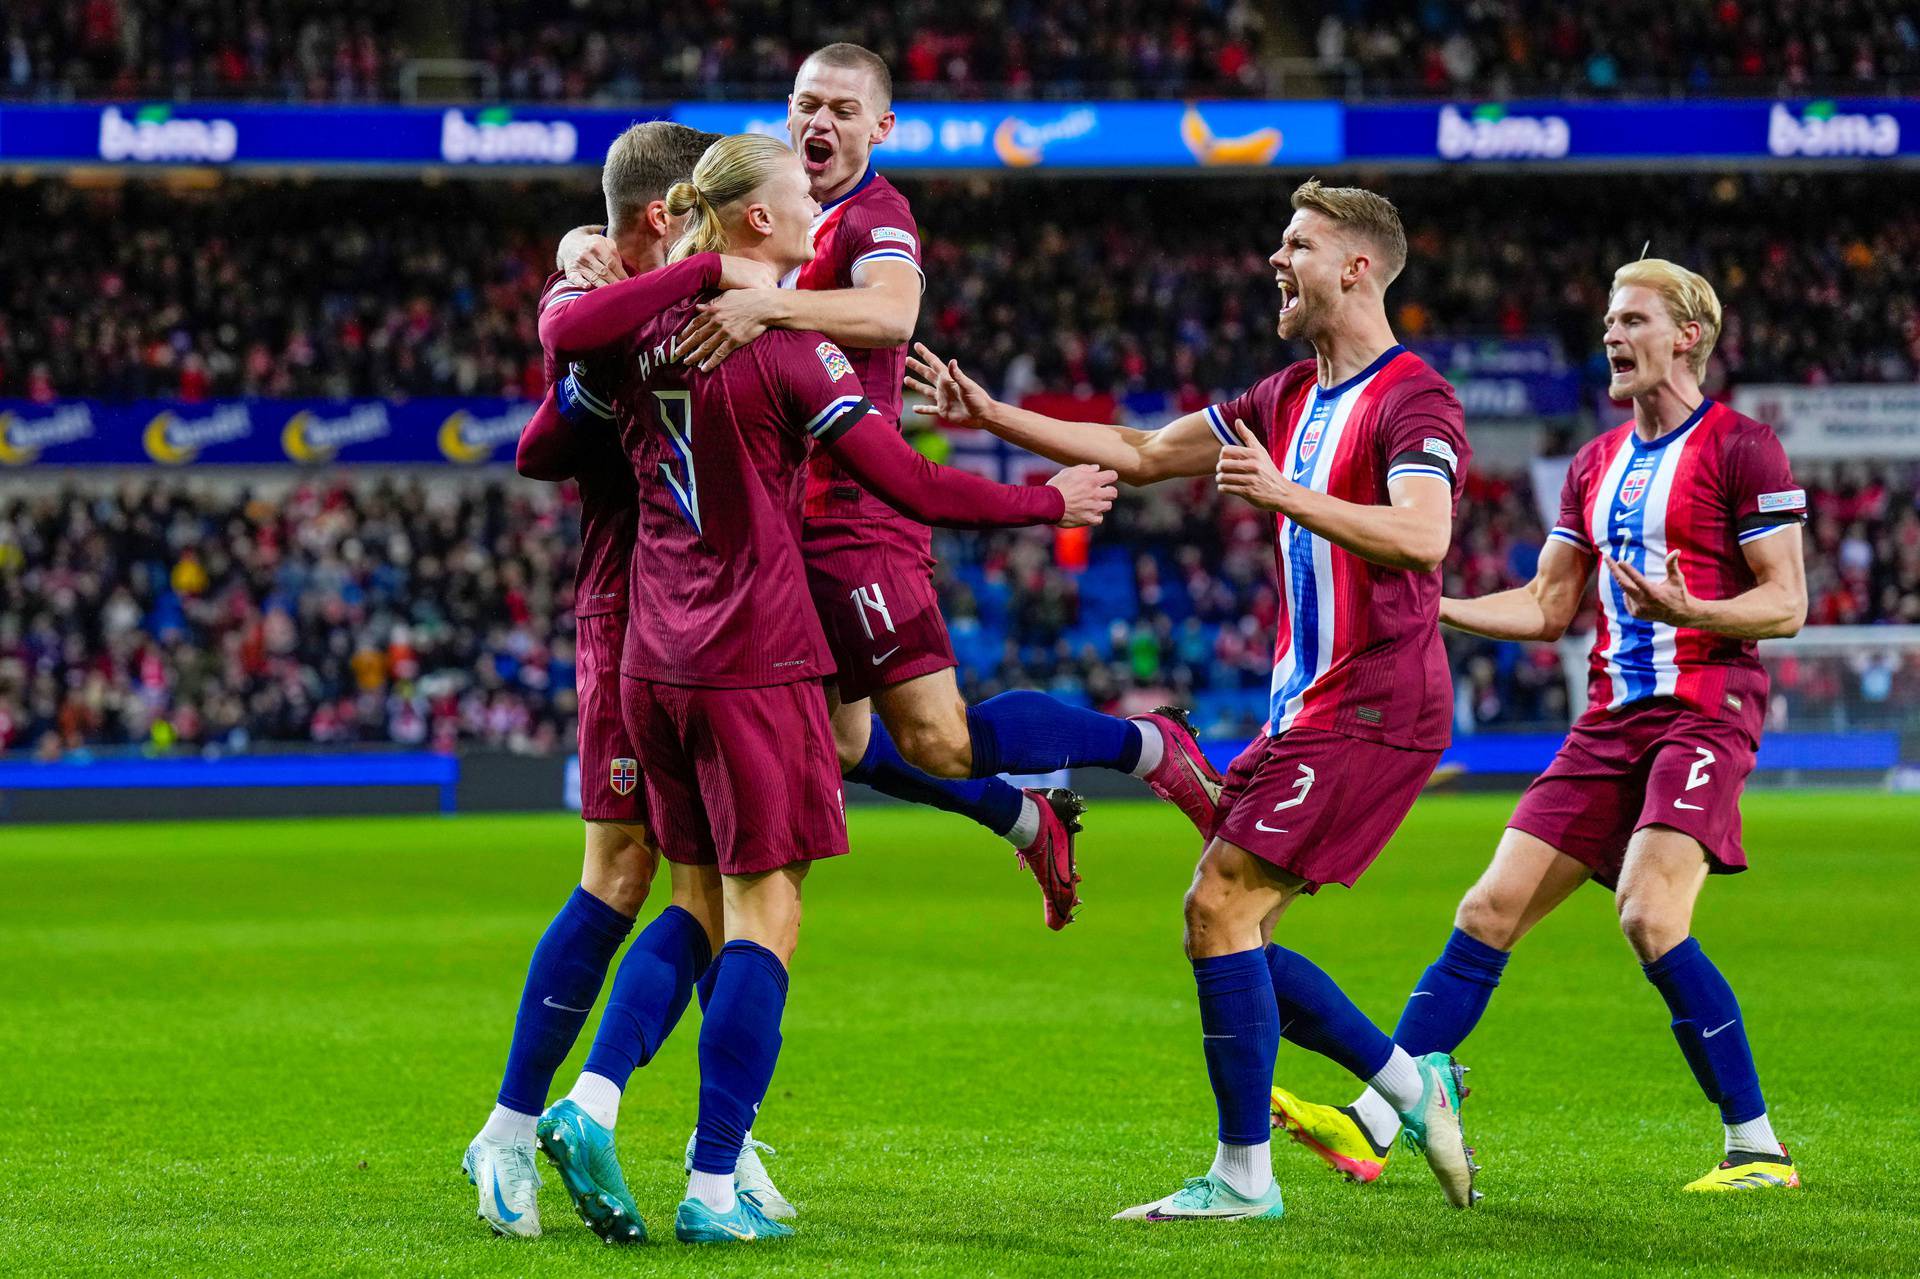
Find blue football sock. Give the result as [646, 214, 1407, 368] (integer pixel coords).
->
[1392, 927, 1511, 1056]
[692, 940, 790, 1174]
[497, 885, 634, 1116]
[580, 904, 713, 1090]
[1265, 944, 1396, 1082]
[696, 963, 719, 1014]
[1643, 937, 1766, 1124]
[1193, 949, 1281, 1145]
[847, 714, 1024, 838]
[964, 690, 1142, 778]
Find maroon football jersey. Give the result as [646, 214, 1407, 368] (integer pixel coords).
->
[787, 168, 924, 522]
[1203, 346, 1470, 751]
[1550, 401, 1804, 740]
[536, 255, 722, 617]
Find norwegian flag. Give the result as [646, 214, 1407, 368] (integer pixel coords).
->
[1619, 467, 1652, 506]
[610, 757, 638, 796]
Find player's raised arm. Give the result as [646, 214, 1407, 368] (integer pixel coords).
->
[679, 258, 920, 372]
[541, 253, 782, 362]
[906, 343, 1220, 486]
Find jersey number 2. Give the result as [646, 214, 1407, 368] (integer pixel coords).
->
[653, 390, 701, 533]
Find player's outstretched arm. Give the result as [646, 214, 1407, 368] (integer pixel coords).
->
[905, 343, 1218, 486]
[541, 253, 781, 362]
[824, 410, 1113, 530]
[679, 259, 921, 371]
[516, 384, 578, 482]
[1215, 420, 1453, 572]
[555, 225, 620, 282]
[1441, 539, 1593, 642]
[1605, 524, 1806, 640]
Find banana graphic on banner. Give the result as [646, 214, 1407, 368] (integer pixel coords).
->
[1180, 104, 1283, 166]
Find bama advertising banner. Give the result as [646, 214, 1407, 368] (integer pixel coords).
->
[1346, 98, 1917, 164]
[1730, 384, 1920, 459]
[674, 100, 1343, 169]
[0, 102, 668, 167]
[0, 99, 1341, 170]
[0, 398, 535, 466]
[1408, 337, 1579, 418]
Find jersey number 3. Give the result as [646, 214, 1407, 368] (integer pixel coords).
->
[654, 390, 700, 533]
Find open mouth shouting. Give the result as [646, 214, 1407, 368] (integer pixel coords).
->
[1608, 352, 1638, 379]
[1277, 276, 1301, 317]
[802, 134, 835, 175]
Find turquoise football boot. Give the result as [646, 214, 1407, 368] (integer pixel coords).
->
[535, 1100, 646, 1244]
[674, 1190, 795, 1244]
[1396, 1052, 1481, 1209]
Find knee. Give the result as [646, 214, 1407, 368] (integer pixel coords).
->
[893, 714, 973, 779]
[1617, 896, 1688, 963]
[583, 839, 656, 916]
[1181, 866, 1239, 955]
[1454, 882, 1524, 951]
[834, 731, 867, 776]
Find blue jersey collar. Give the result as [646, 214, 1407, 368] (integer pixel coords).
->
[819, 164, 877, 212]
[1317, 344, 1406, 399]
[1631, 398, 1711, 450]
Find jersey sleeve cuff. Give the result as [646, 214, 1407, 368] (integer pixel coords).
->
[1201, 404, 1236, 446]
[559, 366, 614, 422]
[1387, 447, 1455, 486]
[1737, 522, 1796, 545]
[1547, 525, 1592, 550]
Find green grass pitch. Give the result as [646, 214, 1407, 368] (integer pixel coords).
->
[4, 792, 1916, 1277]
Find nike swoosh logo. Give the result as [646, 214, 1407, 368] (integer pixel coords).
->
[871, 647, 901, 664]
[1702, 1019, 1738, 1038]
[491, 1171, 523, 1223]
[1673, 798, 1704, 811]
[1408, 991, 1434, 999]
[717, 1220, 756, 1240]
[542, 996, 592, 1012]
[1254, 820, 1288, 833]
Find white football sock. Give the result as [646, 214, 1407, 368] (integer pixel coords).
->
[565, 1071, 622, 1131]
[1128, 720, 1166, 777]
[1005, 795, 1042, 848]
[1366, 1046, 1425, 1116]
[689, 1169, 738, 1214]
[480, 1103, 536, 1145]
[1209, 1140, 1273, 1199]
[1349, 1086, 1404, 1149]
[1725, 1113, 1779, 1155]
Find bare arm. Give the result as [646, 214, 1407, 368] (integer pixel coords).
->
[680, 260, 922, 371]
[1213, 419, 1455, 573]
[1605, 524, 1806, 640]
[904, 343, 1219, 486]
[1441, 539, 1594, 641]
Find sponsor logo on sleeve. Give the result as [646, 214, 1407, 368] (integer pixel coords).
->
[816, 341, 855, 382]
[1421, 437, 1459, 466]
[870, 227, 917, 250]
[1757, 488, 1806, 513]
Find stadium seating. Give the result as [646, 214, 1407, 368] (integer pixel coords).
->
[4, 468, 1915, 756]
[5, 173, 1918, 403]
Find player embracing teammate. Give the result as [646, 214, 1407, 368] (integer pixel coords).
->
[1271, 258, 1809, 1194]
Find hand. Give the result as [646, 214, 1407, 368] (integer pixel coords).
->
[678, 288, 785, 371]
[560, 232, 626, 289]
[905, 342, 1000, 429]
[1046, 464, 1118, 528]
[1606, 551, 1699, 627]
[1215, 419, 1295, 513]
[716, 254, 781, 292]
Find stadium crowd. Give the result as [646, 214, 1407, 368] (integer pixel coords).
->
[3, 0, 1263, 101]
[3, 467, 1916, 757]
[1308, 0, 1920, 96]
[7, 172, 1919, 405]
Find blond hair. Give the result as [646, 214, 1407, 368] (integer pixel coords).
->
[1290, 178, 1408, 286]
[1610, 258, 1723, 379]
[601, 122, 722, 235]
[801, 42, 892, 112]
[665, 134, 796, 262]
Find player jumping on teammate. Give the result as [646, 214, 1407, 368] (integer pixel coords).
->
[1269, 259, 1808, 1194]
[560, 44, 1226, 935]
[910, 179, 1482, 1221]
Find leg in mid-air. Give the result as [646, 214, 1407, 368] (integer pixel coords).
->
[1272, 829, 1589, 1182]
[836, 678, 1088, 929]
[538, 858, 726, 1243]
[463, 819, 660, 1238]
[1616, 826, 1796, 1192]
